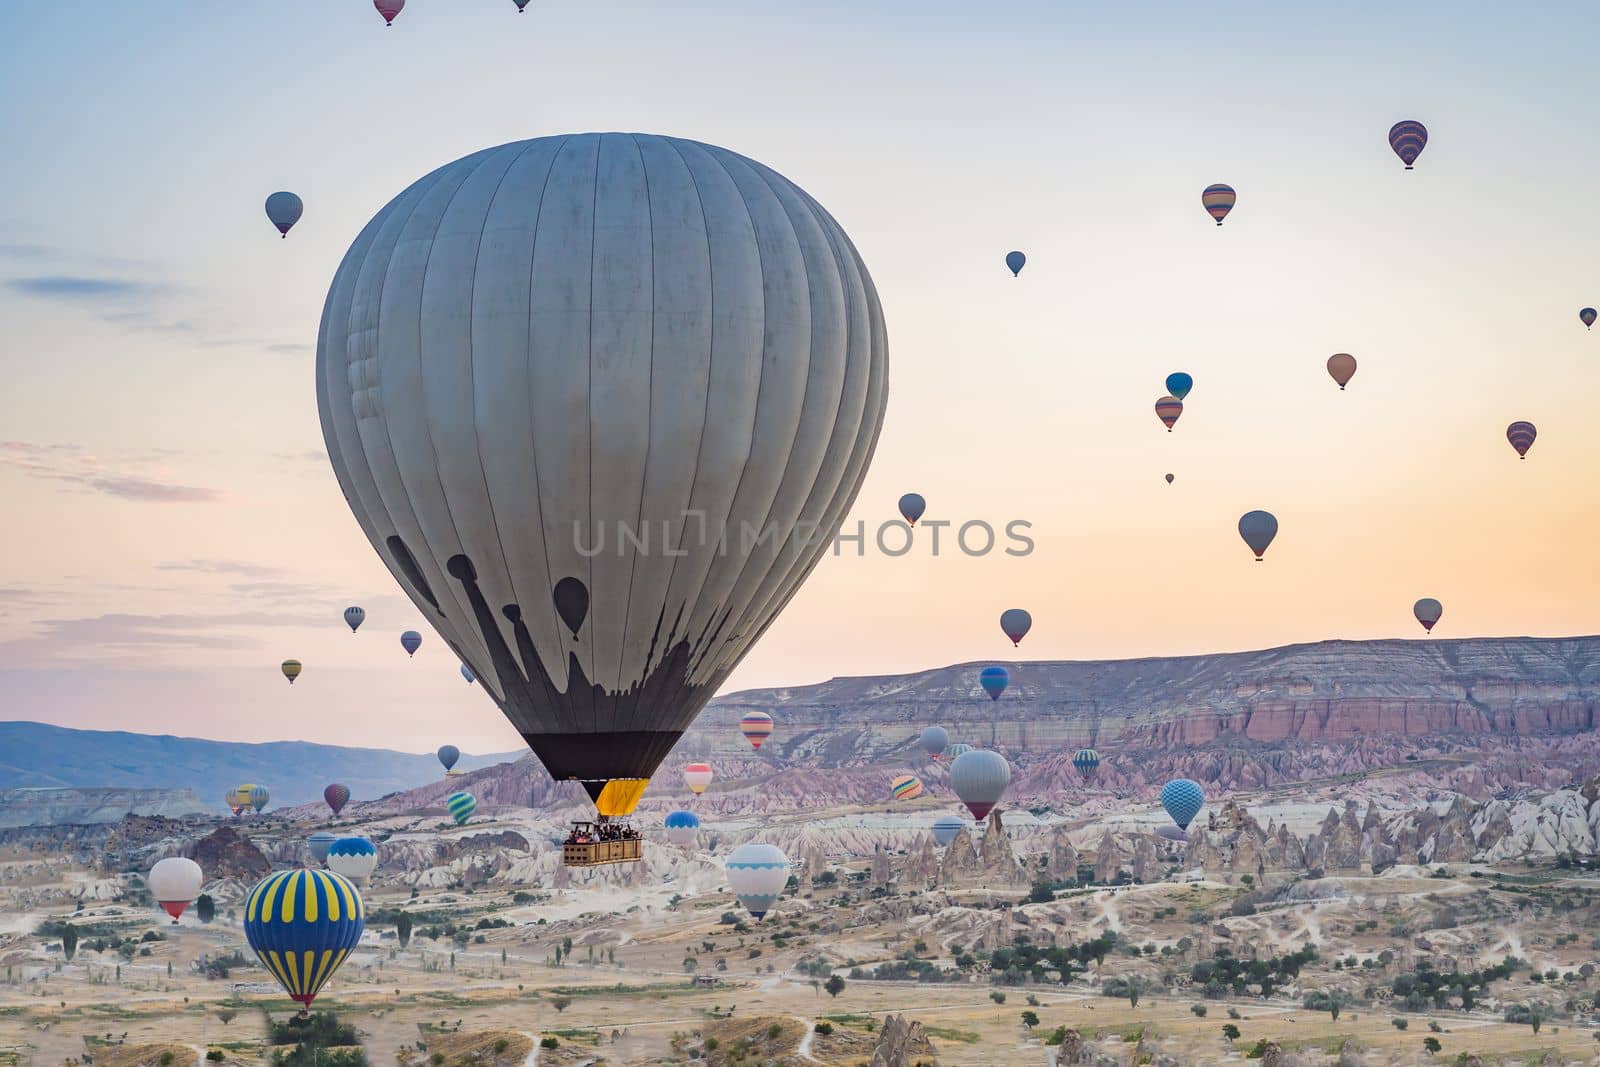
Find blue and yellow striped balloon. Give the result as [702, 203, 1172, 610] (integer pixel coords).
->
[1072, 748, 1100, 781]
[243, 868, 364, 1011]
[446, 791, 477, 825]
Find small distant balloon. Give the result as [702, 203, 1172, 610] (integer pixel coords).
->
[343, 606, 365, 633]
[683, 762, 714, 795]
[999, 608, 1032, 646]
[513, 0, 532, 9]
[890, 774, 924, 801]
[944, 743, 974, 761]
[1005, 251, 1026, 276]
[1413, 598, 1443, 633]
[446, 791, 477, 825]
[265, 192, 303, 238]
[400, 630, 422, 657]
[979, 665, 1009, 701]
[1164, 473, 1175, 485]
[374, 0, 404, 25]
[739, 711, 775, 750]
[1388, 120, 1428, 169]
[307, 830, 337, 864]
[1327, 352, 1357, 390]
[919, 725, 949, 760]
[323, 783, 350, 816]
[1506, 420, 1537, 459]
[1238, 510, 1278, 561]
[1072, 748, 1100, 781]
[1155, 395, 1183, 432]
[931, 815, 965, 847]
[664, 810, 700, 848]
[1164, 372, 1193, 400]
[281, 659, 302, 685]
[1581, 307, 1596, 330]
[1160, 778, 1205, 831]
[437, 745, 460, 773]
[898, 493, 926, 526]
[1201, 184, 1236, 225]
[460, 664, 475, 684]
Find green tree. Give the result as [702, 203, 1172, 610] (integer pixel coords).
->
[1126, 977, 1144, 1009]
[824, 975, 845, 999]
[1020, 1010, 1039, 1030]
[1422, 1036, 1441, 1054]
[1221, 1024, 1240, 1042]
[551, 997, 572, 1014]
[396, 913, 413, 949]
[60, 924, 78, 962]
[195, 894, 216, 924]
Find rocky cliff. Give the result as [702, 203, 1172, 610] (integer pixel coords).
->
[0, 787, 210, 828]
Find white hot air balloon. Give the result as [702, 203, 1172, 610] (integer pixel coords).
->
[148, 857, 204, 923]
[316, 134, 888, 823]
[725, 842, 789, 921]
[326, 838, 378, 885]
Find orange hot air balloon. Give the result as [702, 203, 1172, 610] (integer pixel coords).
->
[1327, 353, 1357, 390]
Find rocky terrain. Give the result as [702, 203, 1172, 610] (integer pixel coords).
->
[0, 787, 209, 828]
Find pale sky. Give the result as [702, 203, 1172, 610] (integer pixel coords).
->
[1, 2, 1596, 752]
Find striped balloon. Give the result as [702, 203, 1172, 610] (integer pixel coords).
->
[683, 762, 714, 795]
[944, 743, 974, 761]
[374, 0, 404, 25]
[342, 606, 365, 633]
[739, 711, 775, 750]
[1160, 778, 1205, 831]
[323, 783, 350, 816]
[307, 831, 337, 864]
[1388, 120, 1428, 169]
[225, 789, 244, 816]
[281, 660, 302, 685]
[245, 784, 270, 813]
[1155, 395, 1183, 431]
[1072, 748, 1100, 781]
[1582, 307, 1597, 330]
[890, 774, 924, 801]
[979, 666, 1009, 701]
[446, 791, 477, 825]
[1201, 184, 1235, 225]
[243, 868, 364, 1011]
[1506, 420, 1537, 459]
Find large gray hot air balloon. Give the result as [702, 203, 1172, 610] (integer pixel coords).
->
[949, 748, 1010, 822]
[918, 725, 949, 760]
[1237, 510, 1278, 561]
[317, 134, 888, 821]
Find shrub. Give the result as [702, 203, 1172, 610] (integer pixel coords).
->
[1392, 1017, 1408, 1030]
[767, 1024, 782, 1040]
[989, 991, 1006, 1004]
[206, 1052, 224, 1062]
[813, 1022, 832, 1037]
[1221, 1024, 1240, 1041]
[1191, 1004, 1207, 1017]
[1422, 1036, 1441, 1053]
[538, 1038, 557, 1051]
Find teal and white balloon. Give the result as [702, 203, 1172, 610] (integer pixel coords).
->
[446, 791, 477, 825]
[725, 842, 789, 921]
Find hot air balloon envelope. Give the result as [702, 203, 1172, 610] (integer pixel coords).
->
[1238, 510, 1278, 560]
[265, 192, 303, 237]
[461, 664, 475, 684]
[684, 762, 713, 795]
[664, 809, 700, 847]
[931, 815, 965, 847]
[1413, 598, 1443, 633]
[1582, 307, 1597, 330]
[326, 837, 378, 884]
[244, 869, 364, 1010]
[1160, 778, 1205, 831]
[307, 831, 338, 864]
[1201, 184, 1236, 224]
[919, 725, 949, 759]
[1327, 353, 1357, 390]
[148, 857, 204, 922]
[890, 774, 924, 801]
[725, 842, 788, 920]
[1155, 395, 1183, 431]
[898, 493, 925, 525]
[1388, 120, 1428, 168]
[374, 0, 404, 24]
[979, 665, 1009, 701]
[739, 711, 775, 751]
[281, 660, 302, 684]
[1072, 748, 1100, 781]
[446, 792, 477, 825]
[1506, 421, 1536, 458]
[316, 134, 888, 822]
[944, 743, 973, 761]
[437, 745, 460, 773]
[400, 630, 422, 657]
[1005, 251, 1026, 276]
[323, 783, 351, 816]
[999, 609, 1032, 646]
[949, 749, 1010, 822]
[1164, 473, 1174, 485]
[343, 606, 366, 632]
[1164, 373, 1193, 400]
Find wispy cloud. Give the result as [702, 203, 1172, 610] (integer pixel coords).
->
[267, 342, 312, 354]
[0, 441, 227, 504]
[0, 609, 329, 666]
[0, 242, 50, 259]
[157, 559, 284, 579]
[7, 275, 158, 300]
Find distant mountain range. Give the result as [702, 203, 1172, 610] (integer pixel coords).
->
[5, 635, 1598, 815]
[0, 720, 522, 809]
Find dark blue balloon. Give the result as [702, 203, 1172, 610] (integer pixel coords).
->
[1164, 372, 1193, 400]
[979, 666, 1009, 701]
[1160, 778, 1205, 830]
[1005, 251, 1026, 276]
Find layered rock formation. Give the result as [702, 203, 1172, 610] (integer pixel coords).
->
[0, 787, 209, 828]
